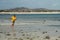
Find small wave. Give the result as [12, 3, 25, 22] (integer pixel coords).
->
[0, 21, 60, 26]
[44, 24, 60, 26]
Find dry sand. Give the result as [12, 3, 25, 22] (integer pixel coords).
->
[0, 26, 60, 40]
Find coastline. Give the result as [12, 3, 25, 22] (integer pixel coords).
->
[0, 14, 60, 40]
[0, 12, 60, 14]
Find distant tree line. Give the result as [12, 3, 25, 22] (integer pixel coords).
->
[0, 7, 60, 12]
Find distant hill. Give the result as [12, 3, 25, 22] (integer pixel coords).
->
[0, 7, 60, 12]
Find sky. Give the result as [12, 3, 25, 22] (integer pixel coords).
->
[0, 0, 60, 10]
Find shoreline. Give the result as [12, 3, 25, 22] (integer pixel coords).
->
[0, 12, 60, 14]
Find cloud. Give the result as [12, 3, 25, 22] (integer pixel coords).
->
[52, 3, 58, 6]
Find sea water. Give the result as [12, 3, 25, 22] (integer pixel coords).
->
[0, 14, 60, 38]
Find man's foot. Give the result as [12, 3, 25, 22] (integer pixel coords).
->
[12, 24, 14, 27]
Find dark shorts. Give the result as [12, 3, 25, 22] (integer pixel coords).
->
[12, 21, 15, 24]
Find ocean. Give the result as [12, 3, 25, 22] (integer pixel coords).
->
[0, 14, 60, 25]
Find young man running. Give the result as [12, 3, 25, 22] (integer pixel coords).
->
[11, 15, 16, 27]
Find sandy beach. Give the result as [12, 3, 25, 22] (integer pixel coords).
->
[0, 25, 60, 40]
[0, 12, 60, 14]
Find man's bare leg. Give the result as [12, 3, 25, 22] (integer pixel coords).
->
[11, 23, 16, 37]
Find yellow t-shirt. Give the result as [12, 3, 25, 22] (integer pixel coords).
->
[11, 16, 16, 22]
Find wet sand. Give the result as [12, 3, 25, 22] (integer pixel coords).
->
[0, 25, 60, 40]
